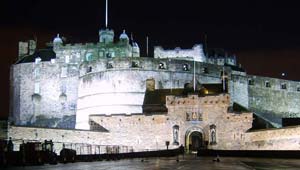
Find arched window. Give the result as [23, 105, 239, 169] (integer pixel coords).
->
[86, 53, 93, 61]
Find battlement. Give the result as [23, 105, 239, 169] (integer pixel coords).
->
[166, 93, 231, 107]
[154, 44, 206, 62]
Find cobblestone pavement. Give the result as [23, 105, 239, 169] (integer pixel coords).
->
[4, 155, 300, 170]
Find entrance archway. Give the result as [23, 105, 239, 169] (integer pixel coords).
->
[189, 131, 203, 151]
[185, 127, 205, 152]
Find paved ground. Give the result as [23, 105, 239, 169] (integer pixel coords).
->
[4, 154, 300, 170]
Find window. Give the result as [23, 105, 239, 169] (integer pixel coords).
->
[146, 78, 155, 91]
[34, 67, 40, 79]
[50, 59, 56, 64]
[173, 125, 179, 145]
[107, 62, 113, 69]
[61, 67, 67, 78]
[87, 66, 92, 73]
[35, 57, 41, 64]
[106, 52, 111, 58]
[281, 83, 287, 90]
[34, 82, 40, 94]
[158, 62, 165, 69]
[60, 84, 66, 94]
[182, 64, 190, 71]
[297, 87, 300, 92]
[65, 55, 70, 63]
[202, 67, 208, 74]
[248, 79, 254, 85]
[99, 51, 104, 57]
[131, 61, 139, 68]
[265, 81, 271, 88]
[86, 53, 93, 61]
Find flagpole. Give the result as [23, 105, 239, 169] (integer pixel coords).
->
[146, 36, 149, 57]
[222, 66, 225, 92]
[105, 0, 108, 28]
[193, 57, 196, 92]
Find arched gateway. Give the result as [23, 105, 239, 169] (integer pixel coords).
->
[185, 126, 205, 152]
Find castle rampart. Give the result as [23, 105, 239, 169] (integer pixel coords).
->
[247, 75, 300, 127]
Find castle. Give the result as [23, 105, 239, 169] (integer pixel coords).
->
[11, 28, 300, 130]
[7, 3, 300, 153]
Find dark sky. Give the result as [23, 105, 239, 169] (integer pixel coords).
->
[1, 0, 300, 118]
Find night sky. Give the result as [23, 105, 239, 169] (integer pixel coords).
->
[1, 0, 300, 119]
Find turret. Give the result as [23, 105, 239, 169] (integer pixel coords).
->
[18, 40, 36, 60]
[53, 34, 63, 50]
[132, 42, 140, 57]
[99, 29, 114, 44]
[119, 30, 129, 44]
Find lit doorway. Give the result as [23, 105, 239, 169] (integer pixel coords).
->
[186, 131, 204, 152]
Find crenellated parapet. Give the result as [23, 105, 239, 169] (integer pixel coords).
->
[166, 94, 231, 108]
[154, 44, 206, 62]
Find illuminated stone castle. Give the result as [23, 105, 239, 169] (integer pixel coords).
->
[7, 2, 300, 152]
[11, 26, 300, 130]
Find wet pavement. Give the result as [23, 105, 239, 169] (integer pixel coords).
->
[4, 154, 300, 170]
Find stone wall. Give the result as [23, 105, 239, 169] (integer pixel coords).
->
[10, 60, 79, 128]
[76, 57, 224, 129]
[9, 123, 300, 153]
[8, 94, 254, 154]
[244, 126, 300, 150]
[0, 121, 8, 140]
[230, 74, 249, 108]
[8, 126, 111, 154]
[11, 93, 300, 152]
[247, 75, 300, 126]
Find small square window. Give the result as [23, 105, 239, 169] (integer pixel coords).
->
[87, 66, 92, 73]
[182, 64, 190, 71]
[50, 59, 56, 64]
[265, 81, 271, 88]
[203, 67, 208, 74]
[131, 61, 139, 68]
[297, 87, 300, 92]
[281, 83, 287, 90]
[35, 57, 41, 64]
[158, 62, 165, 69]
[107, 63, 113, 69]
[248, 79, 254, 85]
